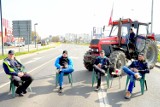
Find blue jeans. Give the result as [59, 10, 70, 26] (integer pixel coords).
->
[59, 67, 74, 87]
[122, 66, 141, 93]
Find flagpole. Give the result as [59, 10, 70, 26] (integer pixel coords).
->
[151, 0, 153, 33]
[108, 2, 114, 26]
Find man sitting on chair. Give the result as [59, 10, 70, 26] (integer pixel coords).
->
[55, 50, 74, 93]
[3, 50, 33, 96]
[122, 53, 150, 99]
[93, 50, 114, 91]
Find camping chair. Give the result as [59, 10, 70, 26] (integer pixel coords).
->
[125, 74, 147, 95]
[55, 72, 73, 87]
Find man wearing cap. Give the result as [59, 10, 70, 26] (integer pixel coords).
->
[55, 50, 74, 93]
[122, 53, 150, 99]
[93, 50, 114, 91]
[3, 50, 33, 96]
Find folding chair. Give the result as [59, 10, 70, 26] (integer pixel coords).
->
[109, 71, 122, 89]
[55, 72, 73, 87]
[9, 79, 32, 97]
[125, 74, 147, 95]
[92, 68, 109, 88]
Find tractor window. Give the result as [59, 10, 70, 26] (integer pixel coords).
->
[121, 26, 128, 37]
[138, 25, 147, 37]
[110, 24, 129, 37]
[110, 26, 118, 36]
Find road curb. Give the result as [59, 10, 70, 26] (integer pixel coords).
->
[155, 62, 160, 67]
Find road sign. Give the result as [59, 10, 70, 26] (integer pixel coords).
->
[12, 20, 32, 44]
[34, 36, 37, 40]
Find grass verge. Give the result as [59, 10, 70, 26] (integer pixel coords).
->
[0, 42, 60, 60]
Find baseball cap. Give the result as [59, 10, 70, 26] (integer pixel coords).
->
[8, 50, 14, 55]
[62, 50, 68, 54]
[100, 50, 105, 54]
[138, 53, 144, 56]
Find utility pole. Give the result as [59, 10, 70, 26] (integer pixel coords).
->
[0, 0, 4, 55]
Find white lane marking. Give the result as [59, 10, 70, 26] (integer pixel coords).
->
[24, 57, 42, 64]
[98, 86, 111, 107]
[0, 82, 10, 89]
[0, 57, 56, 89]
[69, 56, 79, 59]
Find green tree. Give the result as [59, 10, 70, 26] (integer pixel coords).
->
[51, 36, 60, 42]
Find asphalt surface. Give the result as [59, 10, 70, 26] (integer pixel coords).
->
[0, 44, 160, 107]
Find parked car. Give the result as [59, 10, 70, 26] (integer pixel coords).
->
[13, 42, 23, 47]
[4, 42, 13, 46]
[41, 40, 48, 46]
[20, 42, 25, 46]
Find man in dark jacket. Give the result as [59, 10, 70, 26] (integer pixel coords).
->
[122, 53, 149, 99]
[55, 50, 74, 93]
[3, 50, 33, 96]
[129, 28, 136, 51]
[93, 50, 114, 91]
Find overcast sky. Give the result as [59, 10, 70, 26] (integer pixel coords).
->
[1, 0, 160, 38]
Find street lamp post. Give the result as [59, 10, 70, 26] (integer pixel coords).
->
[34, 23, 38, 48]
[0, 0, 4, 55]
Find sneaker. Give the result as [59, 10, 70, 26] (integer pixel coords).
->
[58, 87, 63, 93]
[124, 91, 131, 99]
[16, 90, 23, 97]
[22, 90, 27, 94]
[134, 73, 142, 80]
[57, 69, 62, 73]
[94, 87, 100, 91]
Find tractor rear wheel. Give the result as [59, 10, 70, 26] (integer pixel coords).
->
[84, 62, 93, 71]
[109, 51, 126, 75]
[143, 40, 158, 69]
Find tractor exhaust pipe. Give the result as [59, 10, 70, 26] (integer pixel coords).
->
[118, 18, 122, 47]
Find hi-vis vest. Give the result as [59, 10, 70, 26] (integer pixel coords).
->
[3, 58, 25, 78]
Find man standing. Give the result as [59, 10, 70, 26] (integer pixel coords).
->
[129, 28, 136, 43]
[93, 50, 114, 91]
[55, 50, 74, 93]
[3, 50, 33, 96]
[129, 28, 136, 51]
[122, 53, 149, 99]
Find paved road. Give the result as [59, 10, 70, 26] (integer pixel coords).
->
[0, 44, 160, 107]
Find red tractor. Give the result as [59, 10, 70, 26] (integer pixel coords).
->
[83, 18, 158, 74]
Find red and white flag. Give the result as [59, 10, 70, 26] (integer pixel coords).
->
[108, 3, 114, 26]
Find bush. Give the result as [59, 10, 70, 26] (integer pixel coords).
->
[158, 51, 160, 62]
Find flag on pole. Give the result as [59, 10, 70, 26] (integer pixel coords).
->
[108, 3, 114, 26]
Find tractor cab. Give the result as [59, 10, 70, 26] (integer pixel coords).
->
[108, 18, 155, 59]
